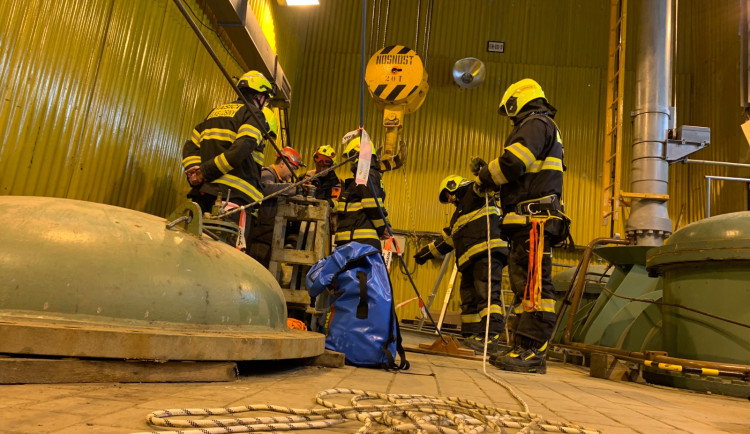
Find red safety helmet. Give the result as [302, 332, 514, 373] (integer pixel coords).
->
[276, 146, 306, 169]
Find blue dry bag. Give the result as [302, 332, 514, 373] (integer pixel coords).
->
[306, 242, 408, 370]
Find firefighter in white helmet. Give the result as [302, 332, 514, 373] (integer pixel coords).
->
[334, 135, 388, 252]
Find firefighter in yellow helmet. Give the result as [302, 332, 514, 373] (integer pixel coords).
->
[471, 78, 570, 374]
[181, 70, 275, 249]
[301, 145, 342, 207]
[334, 135, 388, 251]
[413, 175, 508, 352]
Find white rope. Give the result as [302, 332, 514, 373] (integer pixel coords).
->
[134, 388, 601, 434]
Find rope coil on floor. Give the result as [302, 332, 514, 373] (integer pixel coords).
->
[134, 388, 602, 434]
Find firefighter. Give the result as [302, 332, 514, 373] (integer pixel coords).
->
[413, 175, 508, 353]
[335, 136, 387, 252]
[301, 145, 342, 208]
[181, 70, 275, 249]
[472, 78, 570, 374]
[247, 146, 305, 267]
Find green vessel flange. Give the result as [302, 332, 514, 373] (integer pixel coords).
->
[0, 196, 324, 361]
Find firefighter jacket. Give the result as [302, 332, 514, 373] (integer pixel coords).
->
[302, 169, 342, 207]
[252, 166, 293, 245]
[477, 99, 564, 214]
[334, 165, 387, 250]
[182, 100, 266, 206]
[421, 184, 507, 271]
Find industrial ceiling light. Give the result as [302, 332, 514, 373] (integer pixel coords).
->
[279, 0, 319, 5]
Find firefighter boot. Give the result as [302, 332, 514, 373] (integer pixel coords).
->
[493, 340, 548, 374]
[463, 334, 502, 354]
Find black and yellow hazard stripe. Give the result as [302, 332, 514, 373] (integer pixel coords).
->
[643, 360, 744, 378]
[370, 45, 421, 102]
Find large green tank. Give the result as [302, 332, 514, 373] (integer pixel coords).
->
[647, 211, 750, 364]
[0, 196, 324, 361]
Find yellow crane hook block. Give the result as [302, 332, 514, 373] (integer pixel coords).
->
[365, 45, 428, 172]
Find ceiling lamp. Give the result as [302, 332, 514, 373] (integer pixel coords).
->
[279, 0, 319, 5]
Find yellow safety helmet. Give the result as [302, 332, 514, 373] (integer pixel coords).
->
[313, 145, 337, 166]
[343, 136, 377, 160]
[262, 107, 279, 138]
[237, 70, 275, 98]
[498, 78, 546, 117]
[438, 175, 470, 203]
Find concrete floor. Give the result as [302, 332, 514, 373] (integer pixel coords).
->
[0, 351, 748, 434]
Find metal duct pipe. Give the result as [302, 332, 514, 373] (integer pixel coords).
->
[625, 0, 674, 245]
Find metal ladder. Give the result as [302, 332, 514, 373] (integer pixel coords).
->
[600, 0, 628, 232]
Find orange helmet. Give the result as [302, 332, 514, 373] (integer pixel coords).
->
[276, 146, 306, 169]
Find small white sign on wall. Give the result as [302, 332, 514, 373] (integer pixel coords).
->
[487, 41, 505, 53]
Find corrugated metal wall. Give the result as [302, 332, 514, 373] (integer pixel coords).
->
[0, 0, 250, 217]
[1, 0, 746, 323]
[285, 0, 611, 320]
[285, 0, 750, 321]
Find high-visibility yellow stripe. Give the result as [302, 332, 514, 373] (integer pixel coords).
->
[213, 174, 262, 202]
[182, 156, 201, 168]
[200, 128, 236, 142]
[502, 213, 528, 226]
[537, 298, 556, 313]
[453, 206, 499, 231]
[335, 228, 379, 242]
[479, 305, 504, 317]
[506, 142, 535, 169]
[488, 158, 508, 185]
[237, 124, 262, 141]
[541, 157, 563, 171]
[361, 197, 384, 208]
[190, 129, 200, 146]
[457, 239, 508, 267]
[461, 313, 481, 324]
[252, 151, 264, 165]
[371, 219, 384, 228]
[442, 229, 454, 247]
[527, 157, 564, 173]
[343, 203, 364, 212]
[428, 242, 441, 257]
[214, 154, 233, 174]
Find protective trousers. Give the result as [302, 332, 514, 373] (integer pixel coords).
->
[506, 219, 566, 344]
[459, 252, 506, 336]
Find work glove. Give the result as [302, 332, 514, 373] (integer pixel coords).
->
[469, 156, 487, 176]
[185, 166, 204, 186]
[472, 178, 494, 197]
[413, 245, 432, 265]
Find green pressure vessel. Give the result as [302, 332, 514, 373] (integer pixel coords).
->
[646, 212, 750, 364]
[0, 196, 323, 361]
